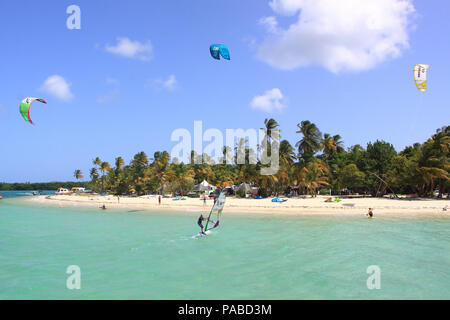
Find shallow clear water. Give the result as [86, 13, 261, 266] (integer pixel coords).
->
[0, 192, 449, 299]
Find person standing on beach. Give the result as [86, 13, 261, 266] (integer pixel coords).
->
[203, 196, 207, 207]
[158, 195, 161, 205]
[367, 208, 374, 218]
[117, 195, 120, 204]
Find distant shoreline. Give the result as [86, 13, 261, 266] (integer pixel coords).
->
[21, 194, 450, 217]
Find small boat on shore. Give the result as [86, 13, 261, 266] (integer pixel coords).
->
[55, 188, 71, 195]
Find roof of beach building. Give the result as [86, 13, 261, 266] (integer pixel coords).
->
[192, 180, 213, 192]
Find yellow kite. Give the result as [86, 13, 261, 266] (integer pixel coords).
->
[413, 64, 429, 92]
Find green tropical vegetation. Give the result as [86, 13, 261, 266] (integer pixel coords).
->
[79, 120, 449, 198]
[3, 120, 447, 198]
[0, 181, 88, 191]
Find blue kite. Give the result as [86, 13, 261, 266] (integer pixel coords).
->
[210, 44, 230, 60]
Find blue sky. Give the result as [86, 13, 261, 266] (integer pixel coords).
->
[0, 0, 449, 182]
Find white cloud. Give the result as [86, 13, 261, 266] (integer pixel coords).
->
[259, 16, 278, 34]
[269, 0, 303, 16]
[105, 37, 153, 61]
[162, 75, 177, 90]
[39, 75, 74, 101]
[250, 88, 286, 113]
[154, 75, 178, 91]
[97, 89, 119, 103]
[258, 0, 415, 73]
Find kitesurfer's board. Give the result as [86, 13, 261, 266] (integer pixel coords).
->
[192, 230, 211, 239]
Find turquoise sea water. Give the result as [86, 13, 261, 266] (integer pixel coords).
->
[0, 191, 449, 299]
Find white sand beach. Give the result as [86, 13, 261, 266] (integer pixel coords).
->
[26, 194, 450, 216]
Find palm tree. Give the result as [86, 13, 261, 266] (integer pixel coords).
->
[158, 165, 176, 193]
[414, 127, 450, 196]
[279, 140, 296, 167]
[152, 151, 170, 169]
[99, 162, 111, 193]
[100, 162, 111, 176]
[258, 172, 278, 196]
[195, 165, 215, 183]
[169, 165, 195, 196]
[108, 157, 125, 194]
[323, 133, 345, 159]
[431, 126, 450, 196]
[274, 140, 296, 194]
[294, 158, 329, 196]
[115, 157, 125, 170]
[295, 120, 322, 162]
[261, 118, 280, 160]
[221, 146, 233, 164]
[333, 135, 345, 154]
[74, 169, 83, 181]
[89, 168, 99, 192]
[90, 168, 99, 180]
[160, 151, 170, 166]
[91, 157, 102, 191]
[238, 163, 258, 185]
[132, 152, 149, 168]
[234, 137, 248, 166]
[261, 118, 280, 144]
[93, 157, 101, 168]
